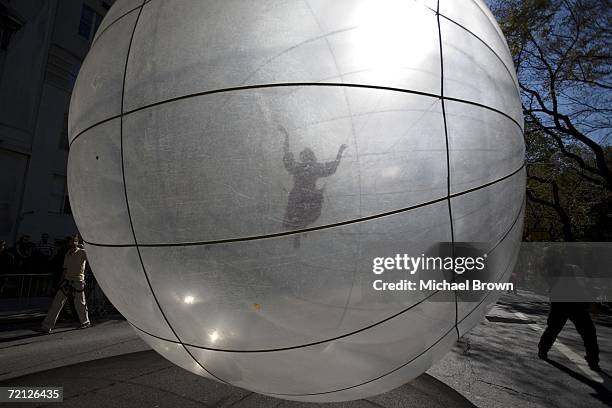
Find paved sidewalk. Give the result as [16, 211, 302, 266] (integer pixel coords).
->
[0, 293, 610, 407]
[1, 352, 476, 408]
[0, 316, 148, 381]
[430, 292, 611, 407]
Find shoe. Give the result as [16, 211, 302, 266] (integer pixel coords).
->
[586, 358, 601, 372]
[538, 350, 548, 360]
[32, 327, 51, 334]
[589, 363, 601, 372]
[79, 322, 92, 329]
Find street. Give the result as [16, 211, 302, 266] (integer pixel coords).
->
[0, 292, 610, 407]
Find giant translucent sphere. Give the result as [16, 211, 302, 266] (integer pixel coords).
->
[68, 0, 525, 402]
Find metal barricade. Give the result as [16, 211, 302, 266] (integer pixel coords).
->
[0, 273, 55, 310]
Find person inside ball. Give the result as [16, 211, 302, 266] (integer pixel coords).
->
[279, 125, 348, 247]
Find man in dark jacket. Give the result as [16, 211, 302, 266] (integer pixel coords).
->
[538, 247, 600, 371]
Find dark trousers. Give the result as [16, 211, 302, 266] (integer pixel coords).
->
[538, 302, 599, 363]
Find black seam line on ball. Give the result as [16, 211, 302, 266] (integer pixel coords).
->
[485, 197, 526, 258]
[300, 0, 365, 336]
[251, 223, 523, 396]
[451, 254, 516, 337]
[453, 200, 525, 330]
[68, 82, 522, 148]
[128, 289, 441, 353]
[436, 0, 461, 342]
[424, 2, 520, 100]
[91, 1, 518, 99]
[82, 162, 526, 249]
[66, 83, 438, 147]
[117, 2, 228, 386]
[122, 191, 525, 353]
[91, 0, 150, 48]
[168, 329, 455, 398]
[127, 83, 523, 132]
[111, 193, 522, 354]
[70, 114, 121, 146]
[86, 0, 517, 98]
[442, 95, 521, 130]
[438, 14, 520, 97]
[457, 238, 522, 327]
[262, 328, 457, 397]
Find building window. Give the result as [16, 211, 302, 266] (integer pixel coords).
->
[78, 4, 103, 42]
[0, 2, 25, 51]
[59, 113, 69, 150]
[50, 175, 71, 214]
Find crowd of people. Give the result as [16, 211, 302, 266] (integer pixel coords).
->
[0, 233, 74, 279]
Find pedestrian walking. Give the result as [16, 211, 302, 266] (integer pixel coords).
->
[537, 247, 600, 371]
[34, 235, 91, 334]
[538, 302, 600, 371]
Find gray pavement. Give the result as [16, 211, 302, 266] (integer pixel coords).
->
[0, 293, 610, 407]
[0, 352, 476, 408]
[429, 293, 611, 408]
[0, 316, 148, 381]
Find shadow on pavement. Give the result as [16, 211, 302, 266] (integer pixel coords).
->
[485, 316, 536, 324]
[0, 327, 79, 344]
[545, 359, 612, 406]
[368, 373, 477, 408]
[0, 350, 476, 408]
[0, 313, 125, 338]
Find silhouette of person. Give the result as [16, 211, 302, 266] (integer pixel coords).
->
[538, 247, 600, 371]
[34, 235, 91, 334]
[280, 126, 347, 248]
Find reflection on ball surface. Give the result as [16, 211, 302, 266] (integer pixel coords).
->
[68, 0, 525, 402]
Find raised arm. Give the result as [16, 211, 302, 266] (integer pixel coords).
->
[336, 144, 348, 161]
[321, 144, 348, 176]
[279, 125, 296, 174]
[279, 125, 289, 152]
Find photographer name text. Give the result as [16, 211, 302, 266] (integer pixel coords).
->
[372, 279, 513, 291]
[371, 254, 513, 292]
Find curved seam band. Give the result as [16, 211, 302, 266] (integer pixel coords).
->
[484, 195, 526, 257]
[269, 255, 518, 397]
[131, 322, 456, 397]
[422, 2, 520, 99]
[457, 247, 521, 327]
[235, 235, 525, 397]
[438, 14, 520, 97]
[83, 163, 526, 248]
[91, 0, 151, 48]
[129, 289, 440, 353]
[267, 236, 525, 398]
[115, 1, 228, 385]
[68, 82, 523, 148]
[89, 1, 518, 99]
[435, 0, 460, 342]
[456, 230, 523, 327]
[118, 197, 523, 354]
[250, 329, 457, 397]
[84, 0, 524, 393]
